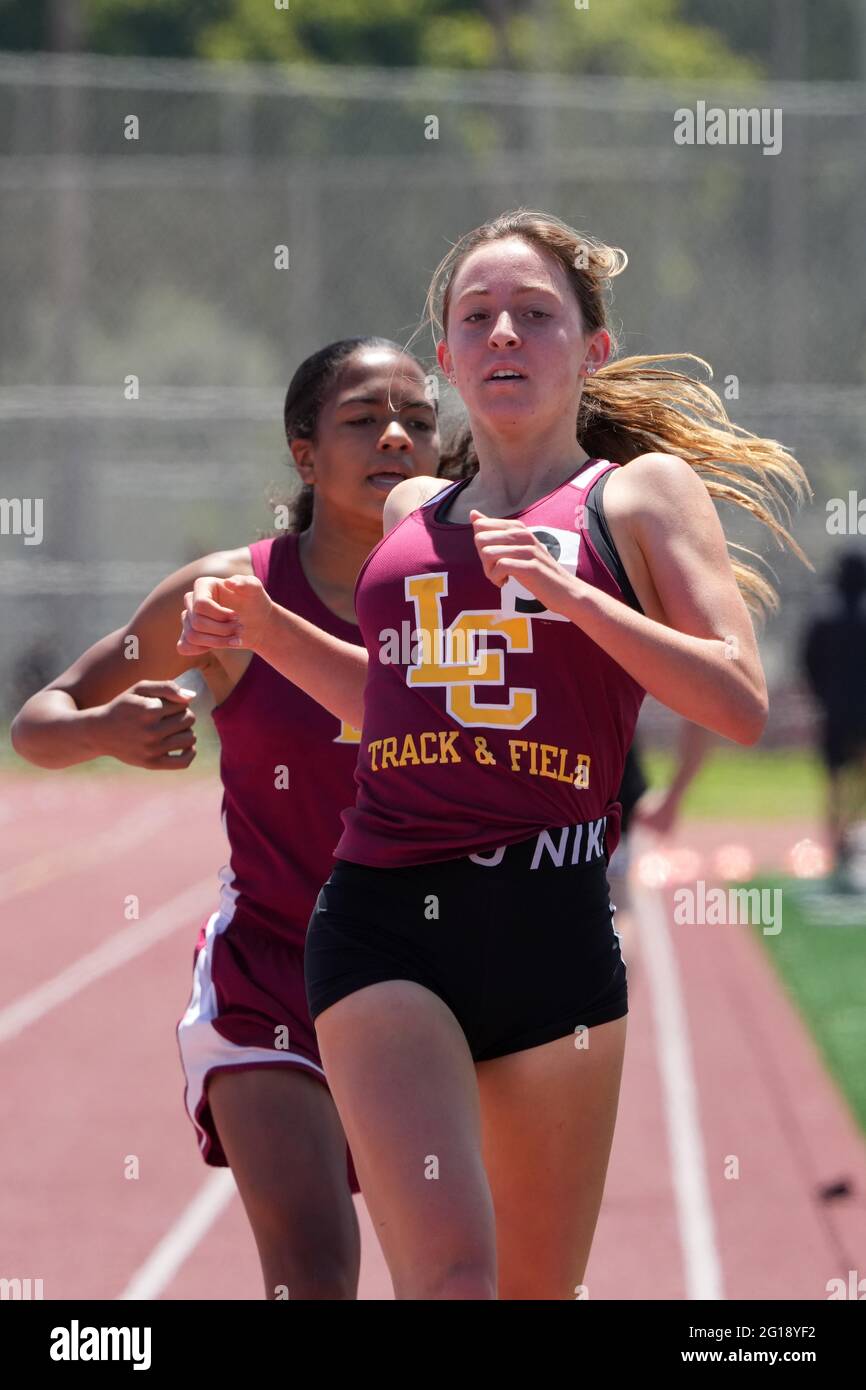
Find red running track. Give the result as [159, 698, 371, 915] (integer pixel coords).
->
[1, 771, 864, 1300]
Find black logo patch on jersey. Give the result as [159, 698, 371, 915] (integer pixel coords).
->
[499, 525, 581, 622]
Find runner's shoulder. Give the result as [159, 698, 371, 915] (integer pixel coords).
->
[603, 453, 699, 529]
[186, 544, 256, 581]
[130, 545, 256, 621]
[383, 476, 453, 534]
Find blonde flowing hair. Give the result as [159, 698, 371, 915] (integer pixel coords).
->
[422, 208, 812, 619]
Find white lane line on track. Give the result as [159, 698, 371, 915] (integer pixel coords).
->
[117, 1169, 238, 1301]
[0, 877, 215, 1044]
[0, 797, 176, 903]
[632, 879, 725, 1301]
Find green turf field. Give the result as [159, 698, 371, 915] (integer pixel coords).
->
[644, 749, 823, 820]
[751, 876, 866, 1136]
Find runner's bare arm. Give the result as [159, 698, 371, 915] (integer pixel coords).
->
[564, 454, 768, 742]
[10, 548, 252, 769]
[176, 482, 452, 730]
[471, 454, 768, 744]
[630, 719, 715, 835]
[178, 573, 370, 732]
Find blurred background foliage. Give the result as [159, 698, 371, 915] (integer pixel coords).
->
[0, 0, 861, 81]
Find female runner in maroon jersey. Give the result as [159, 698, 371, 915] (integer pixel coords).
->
[10, 337, 440, 1299]
[178, 209, 811, 1300]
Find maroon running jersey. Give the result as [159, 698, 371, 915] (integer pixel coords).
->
[336, 458, 646, 867]
[211, 534, 362, 944]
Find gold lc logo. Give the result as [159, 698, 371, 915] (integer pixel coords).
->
[404, 571, 536, 729]
[402, 528, 580, 730]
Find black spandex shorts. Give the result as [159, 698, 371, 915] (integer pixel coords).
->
[304, 821, 628, 1063]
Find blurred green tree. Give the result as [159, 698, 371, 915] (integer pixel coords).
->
[0, 0, 858, 79]
[199, 0, 758, 77]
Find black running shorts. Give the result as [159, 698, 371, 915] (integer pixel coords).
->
[304, 821, 628, 1063]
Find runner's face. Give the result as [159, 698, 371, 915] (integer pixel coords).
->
[298, 350, 440, 525]
[438, 237, 606, 438]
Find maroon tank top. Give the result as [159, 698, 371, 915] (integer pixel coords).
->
[335, 459, 646, 868]
[211, 534, 361, 942]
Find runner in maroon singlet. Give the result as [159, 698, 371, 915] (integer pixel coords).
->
[179, 209, 811, 1299]
[10, 337, 440, 1299]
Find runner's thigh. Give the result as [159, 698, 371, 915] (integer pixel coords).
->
[313, 979, 497, 1294]
[476, 1016, 628, 1299]
[208, 1067, 360, 1294]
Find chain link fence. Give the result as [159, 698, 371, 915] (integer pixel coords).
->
[1, 52, 864, 742]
